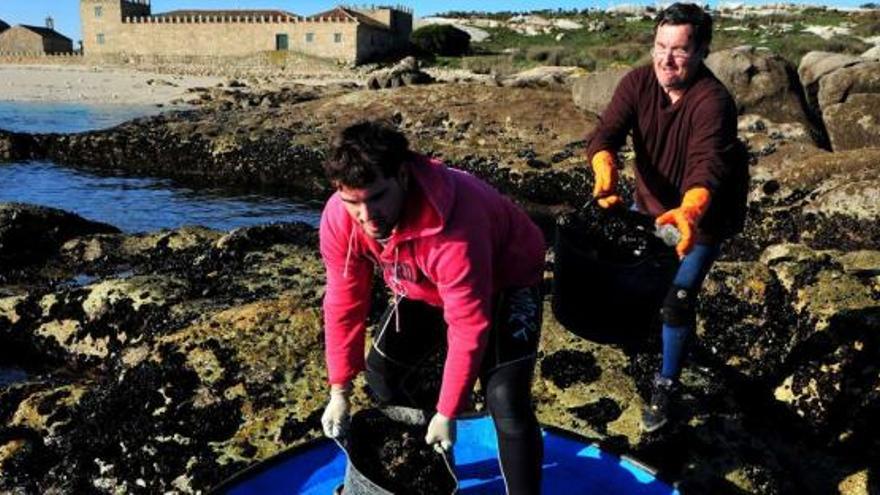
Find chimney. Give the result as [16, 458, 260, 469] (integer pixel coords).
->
[45, 15, 54, 30]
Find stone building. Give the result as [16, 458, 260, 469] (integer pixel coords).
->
[80, 0, 412, 64]
[0, 24, 74, 54]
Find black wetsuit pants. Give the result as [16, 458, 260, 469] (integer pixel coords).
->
[365, 286, 544, 495]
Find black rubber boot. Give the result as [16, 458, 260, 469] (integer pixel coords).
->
[641, 374, 678, 433]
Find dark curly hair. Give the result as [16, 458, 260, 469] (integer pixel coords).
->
[323, 120, 412, 188]
[655, 3, 713, 54]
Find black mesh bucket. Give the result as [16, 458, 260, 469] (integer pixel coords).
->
[552, 209, 679, 345]
[337, 407, 458, 495]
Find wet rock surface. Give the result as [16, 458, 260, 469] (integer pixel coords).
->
[1, 78, 879, 493]
[0, 203, 119, 285]
[0, 214, 328, 493]
[0, 130, 37, 162]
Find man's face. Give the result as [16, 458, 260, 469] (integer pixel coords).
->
[652, 23, 704, 93]
[338, 168, 407, 240]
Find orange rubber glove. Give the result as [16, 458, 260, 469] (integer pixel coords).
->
[655, 187, 712, 258]
[591, 150, 622, 209]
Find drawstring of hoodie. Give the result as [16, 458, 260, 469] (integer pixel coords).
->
[393, 246, 403, 333]
[343, 227, 356, 279]
[372, 245, 405, 358]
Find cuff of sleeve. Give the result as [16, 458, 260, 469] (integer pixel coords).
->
[590, 150, 615, 171]
[436, 404, 458, 419]
[437, 391, 469, 419]
[328, 368, 362, 388]
[682, 177, 718, 196]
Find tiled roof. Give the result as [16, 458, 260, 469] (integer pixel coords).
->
[19, 24, 72, 41]
[155, 10, 299, 18]
[309, 7, 387, 29]
[0, 19, 10, 32]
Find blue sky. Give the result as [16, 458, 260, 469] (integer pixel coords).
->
[0, 0, 864, 45]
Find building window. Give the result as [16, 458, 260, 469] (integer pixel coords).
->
[276, 34, 288, 51]
[334, 33, 342, 43]
[94, 6, 103, 18]
[97, 33, 105, 45]
[305, 32, 314, 43]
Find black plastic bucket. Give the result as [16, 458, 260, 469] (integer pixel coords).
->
[338, 407, 458, 495]
[552, 210, 679, 345]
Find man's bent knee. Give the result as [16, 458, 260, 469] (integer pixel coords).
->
[661, 284, 697, 327]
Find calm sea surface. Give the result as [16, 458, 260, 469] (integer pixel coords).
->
[0, 101, 321, 232]
[0, 100, 166, 134]
[0, 161, 320, 232]
[0, 101, 322, 384]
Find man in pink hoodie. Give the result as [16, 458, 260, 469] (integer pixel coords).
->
[319, 120, 546, 494]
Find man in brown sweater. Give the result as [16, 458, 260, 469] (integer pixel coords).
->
[585, 3, 749, 432]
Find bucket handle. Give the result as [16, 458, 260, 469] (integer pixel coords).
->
[439, 449, 459, 495]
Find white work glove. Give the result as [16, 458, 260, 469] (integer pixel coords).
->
[321, 384, 351, 439]
[425, 412, 456, 454]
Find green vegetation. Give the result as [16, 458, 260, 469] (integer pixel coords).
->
[713, 20, 871, 63]
[431, 15, 655, 73]
[421, 9, 877, 74]
[438, 8, 599, 20]
[852, 10, 880, 36]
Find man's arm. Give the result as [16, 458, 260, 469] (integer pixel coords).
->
[656, 91, 739, 257]
[585, 68, 640, 161]
[425, 236, 494, 419]
[585, 69, 641, 208]
[682, 92, 740, 194]
[319, 198, 374, 386]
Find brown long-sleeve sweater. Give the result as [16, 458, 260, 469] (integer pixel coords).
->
[585, 64, 749, 244]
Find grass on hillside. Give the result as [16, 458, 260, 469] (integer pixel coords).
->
[424, 9, 877, 74]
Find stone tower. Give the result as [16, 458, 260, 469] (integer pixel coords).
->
[80, 0, 150, 54]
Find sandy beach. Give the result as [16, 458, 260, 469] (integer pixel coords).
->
[0, 64, 223, 106]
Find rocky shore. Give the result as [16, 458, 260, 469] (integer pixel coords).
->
[1, 45, 879, 494]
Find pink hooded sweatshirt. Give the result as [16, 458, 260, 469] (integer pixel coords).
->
[320, 155, 545, 417]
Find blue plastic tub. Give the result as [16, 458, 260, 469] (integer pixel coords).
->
[214, 415, 679, 494]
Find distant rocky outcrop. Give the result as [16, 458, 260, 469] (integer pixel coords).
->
[816, 60, 880, 152]
[415, 17, 491, 42]
[499, 66, 581, 88]
[570, 67, 629, 115]
[798, 51, 864, 113]
[366, 56, 434, 90]
[863, 45, 880, 60]
[706, 46, 826, 147]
